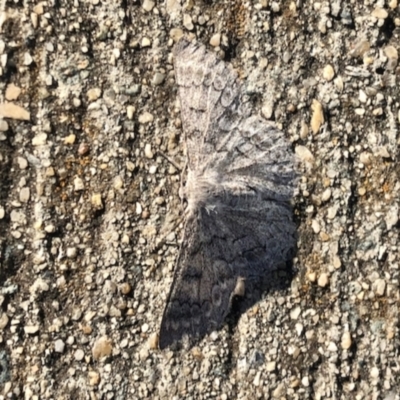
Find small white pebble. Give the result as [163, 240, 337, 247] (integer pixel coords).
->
[24, 52, 33, 66]
[142, 0, 155, 12]
[183, 14, 194, 31]
[141, 37, 151, 47]
[149, 165, 157, 174]
[24, 325, 39, 334]
[266, 361, 276, 372]
[138, 112, 154, 124]
[370, 367, 379, 379]
[144, 143, 154, 159]
[73, 176, 84, 191]
[54, 339, 65, 353]
[209, 33, 221, 47]
[295, 323, 303, 336]
[290, 306, 301, 320]
[127, 105, 135, 120]
[66, 247, 77, 258]
[318, 273, 329, 287]
[323, 64, 335, 81]
[311, 219, 320, 234]
[87, 88, 102, 101]
[341, 332, 352, 350]
[301, 376, 310, 387]
[327, 341, 337, 352]
[74, 349, 85, 361]
[295, 145, 314, 163]
[321, 188, 332, 202]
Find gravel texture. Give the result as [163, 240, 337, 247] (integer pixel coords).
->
[0, 0, 400, 399]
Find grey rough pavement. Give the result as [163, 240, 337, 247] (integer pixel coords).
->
[0, 0, 399, 399]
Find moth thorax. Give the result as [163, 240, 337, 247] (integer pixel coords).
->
[186, 169, 220, 212]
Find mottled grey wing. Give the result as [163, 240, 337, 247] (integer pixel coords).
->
[173, 39, 296, 200]
[159, 208, 237, 350]
[159, 194, 296, 349]
[173, 39, 241, 170]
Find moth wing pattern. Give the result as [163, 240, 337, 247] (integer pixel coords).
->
[159, 209, 238, 350]
[159, 39, 297, 349]
[159, 198, 296, 349]
[173, 39, 241, 170]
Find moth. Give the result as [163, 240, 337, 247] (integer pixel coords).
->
[159, 39, 297, 349]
